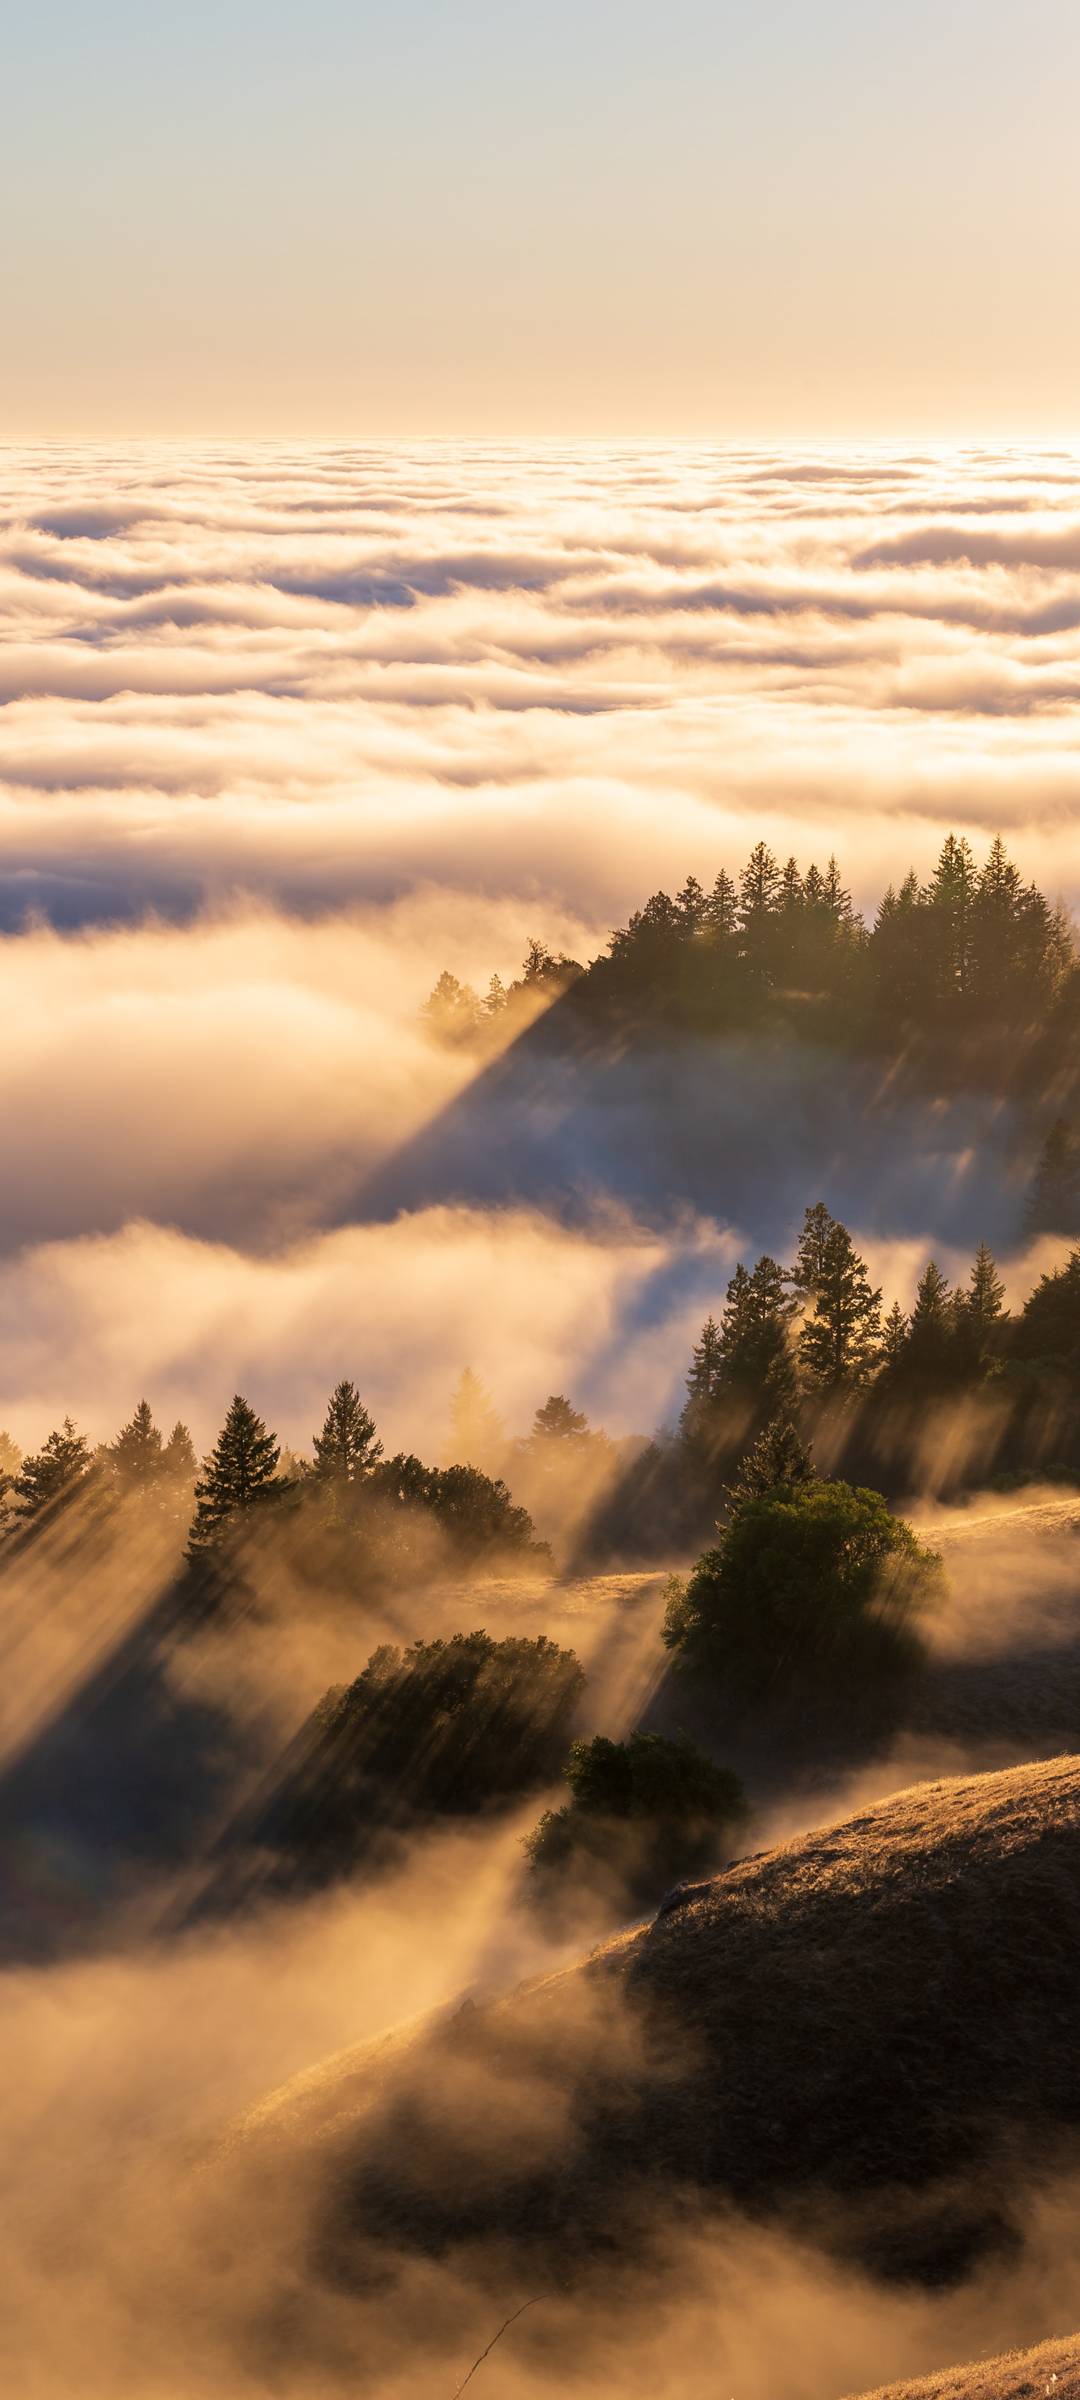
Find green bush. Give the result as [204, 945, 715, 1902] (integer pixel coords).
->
[523, 1728, 746, 1900]
[662, 1477, 944, 1695]
[271, 1630, 585, 1868]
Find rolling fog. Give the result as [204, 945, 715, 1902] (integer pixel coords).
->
[2, 439, 1080, 1450]
[3, 441, 1080, 2396]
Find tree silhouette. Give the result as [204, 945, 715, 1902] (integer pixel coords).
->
[312, 1381, 383, 1485]
[1025, 1119, 1080, 1238]
[187, 1396, 287, 1555]
[12, 1419, 92, 1518]
[106, 1399, 163, 1490]
[794, 1207, 882, 1390]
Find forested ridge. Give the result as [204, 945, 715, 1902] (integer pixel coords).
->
[425, 834, 1080, 1084]
[8, 1188, 1080, 1574]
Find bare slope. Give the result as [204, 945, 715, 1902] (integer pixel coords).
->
[237, 1754, 1080, 2289]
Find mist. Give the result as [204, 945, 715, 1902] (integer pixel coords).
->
[6, 441, 1080, 2400]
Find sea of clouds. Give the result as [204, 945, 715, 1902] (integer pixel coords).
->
[1, 440, 1079, 1455]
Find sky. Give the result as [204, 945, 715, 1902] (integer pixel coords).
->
[3, 0, 1080, 436]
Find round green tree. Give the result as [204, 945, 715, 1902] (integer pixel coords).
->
[662, 1477, 944, 1694]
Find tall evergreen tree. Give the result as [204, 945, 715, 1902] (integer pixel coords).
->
[674, 876, 708, 933]
[966, 1241, 1007, 1339]
[312, 1381, 384, 1484]
[162, 1422, 198, 1482]
[683, 1316, 723, 1409]
[793, 1206, 882, 1390]
[705, 869, 738, 941]
[1025, 1119, 1080, 1237]
[737, 841, 781, 980]
[716, 1254, 798, 1406]
[879, 1299, 910, 1369]
[12, 1419, 92, 1518]
[926, 832, 977, 1001]
[106, 1399, 163, 1490]
[187, 1396, 287, 1555]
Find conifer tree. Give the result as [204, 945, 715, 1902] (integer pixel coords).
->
[705, 869, 737, 941]
[715, 1254, 798, 1405]
[1025, 1119, 1080, 1237]
[684, 1316, 723, 1408]
[162, 1422, 198, 1482]
[905, 1260, 956, 1377]
[724, 1417, 815, 1513]
[967, 1241, 1006, 1338]
[106, 1399, 163, 1490]
[12, 1419, 92, 1518]
[674, 875, 708, 933]
[529, 1394, 590, 1446]
[443, 1367, 506, 1469]
[312, 1381, 383, 1484]
[880, 1300, 910, 1368]
[793, 1207, 882, 1390]
[187, 1396, 287, 1555]
[737, 841, 781, 980]
[926, 832, 977, 1000]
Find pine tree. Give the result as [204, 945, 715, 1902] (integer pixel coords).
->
[778, 857, 804, 912]
[674, 875, 708, 933]
[705, 869, 737, 941]
[792, 1201, 837, 1295]
[162, 1422, 198, 1482]
[443, 1367, 506, 1469]
[1025, 1119, 1080, 1237]
[312, 1381, 384, 1484]
[187, 1396, 287, 1555]
[904, 1261, 956, 1379]
[822, 855, 853, 920]
[683, 1316, 723, 1411]
[926, 832, 977, 1001]
[529, 1394, 590, 1446]
[716, 1254, 798, 1405]
[794, 1209, 883, 1390]
[737, 841, 781, 981]
[724, 1417, 815, 1513]
[12, 1418, 92, 1518]
[967, 1241, 1006, 1338]
[106, 1400, 163, 1490]
[880, 1300, 910, 1368]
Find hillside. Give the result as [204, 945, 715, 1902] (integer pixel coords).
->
[850, 2335, 1080, 2400]
[233, 1753, 1080, 2293]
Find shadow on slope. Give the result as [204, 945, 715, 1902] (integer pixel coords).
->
[353, 993, 1037, 1249]
[233, 1756, 1080, 2296]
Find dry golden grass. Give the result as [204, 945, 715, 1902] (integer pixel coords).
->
[849, 2331, 1080, 2400]
[234, 1752, 1080, 2291]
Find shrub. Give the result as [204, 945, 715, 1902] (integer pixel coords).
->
[662, 1476, 944, 1695]
[271, 1631, 585, 1868]
[523, 1728, 746, 1902]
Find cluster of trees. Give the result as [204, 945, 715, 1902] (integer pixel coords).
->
[421, 938, 584, 1047]
[587, 1193, 1080, 1557]
[0, 1381, 552, 1578]
[589, 834, 1075, 1042]
[662, 1419, 943, 1697]
[424, 836, 1077, 1069]
[257, 1629, 587, 1881]
[0, 1403, 197, 1525]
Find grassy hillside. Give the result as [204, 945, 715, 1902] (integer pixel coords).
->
[234, 1753, 1080, 2291]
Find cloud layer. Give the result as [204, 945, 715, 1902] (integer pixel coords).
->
[2, 442, 1080, 930]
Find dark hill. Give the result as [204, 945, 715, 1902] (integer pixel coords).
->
[234, 1755, 1080, 2291]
